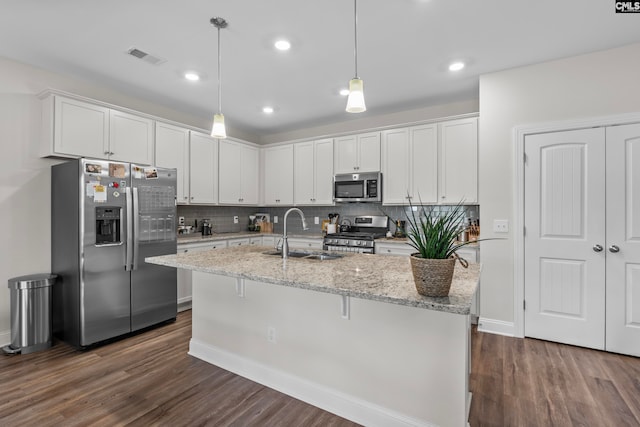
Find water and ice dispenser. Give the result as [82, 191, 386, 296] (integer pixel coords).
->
[95, 207, 121, 245]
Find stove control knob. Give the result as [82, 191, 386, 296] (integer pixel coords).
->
[355, 240, 361, 246]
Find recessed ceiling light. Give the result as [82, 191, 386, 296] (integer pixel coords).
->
[262, 106, 275, 114]
[274, 40, 291, 51]
[184, 72, 200, 81]
[339, 88, 350, 96]
[448, 62, 465, 72]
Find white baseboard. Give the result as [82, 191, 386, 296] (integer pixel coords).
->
[177, 298, 192, 312]
[477, 317, 515, 337]
[189, 338, 438, 427]
[0, 330, 9, 347]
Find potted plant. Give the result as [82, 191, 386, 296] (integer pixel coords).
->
[405, 198, 475, 297]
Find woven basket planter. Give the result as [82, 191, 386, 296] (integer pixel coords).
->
[409, 254, 456, 297]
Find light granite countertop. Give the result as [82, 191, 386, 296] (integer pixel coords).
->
[147, 245, 480, 315]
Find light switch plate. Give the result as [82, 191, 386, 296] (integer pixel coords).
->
[493, 219, 509, 233]
[274, 216, 278, 224]
[314, 216, 319, 225]
[233, 216, 239, 224]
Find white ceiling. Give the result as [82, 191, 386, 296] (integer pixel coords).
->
[1, 0, 639, 137]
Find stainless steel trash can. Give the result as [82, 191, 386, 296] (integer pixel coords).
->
[3, 274, 57, 355]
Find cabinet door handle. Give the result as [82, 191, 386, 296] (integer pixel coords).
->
[593, 244, 603, 252]
[609, 245, 620, 253]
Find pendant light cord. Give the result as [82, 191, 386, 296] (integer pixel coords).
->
[217, 25, 222, 114]
[353, 0, 358, 79]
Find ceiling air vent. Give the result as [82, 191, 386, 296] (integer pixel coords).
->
[126, 47, 166, 66]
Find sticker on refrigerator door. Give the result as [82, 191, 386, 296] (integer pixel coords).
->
[109, 163, 126, 178]
[93, 184, 107, 203]
[85, 163, 102, 174]
[144, 168, 158, 179]
[86, 181, 100, 197]
[132, 166, 144, 179]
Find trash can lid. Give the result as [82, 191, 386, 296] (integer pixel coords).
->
[8, 274, 57, 290]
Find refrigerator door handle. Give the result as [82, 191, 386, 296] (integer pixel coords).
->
[132, 187, 140, 270]
[125, 187, 133, 271]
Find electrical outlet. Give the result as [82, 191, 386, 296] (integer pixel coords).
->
[314, 216, 319, 225]
[493, 219, 509, 233]
[233, 216, 239, 224]
[267, 326, 277, 343]
[178, 216, 185, 225]
[274, 216, 278, 224]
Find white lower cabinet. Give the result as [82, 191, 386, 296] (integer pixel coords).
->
[228, 238, 251, 247]
[375, 241, 478, 263]
[262, 235, 277, 248]
[287, 237, 323, 250]
[375, 241, 416, 256]
[177, 240, 228, 310]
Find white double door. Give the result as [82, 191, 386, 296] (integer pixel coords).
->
[524, 123, 640, 356]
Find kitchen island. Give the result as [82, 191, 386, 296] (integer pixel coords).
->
[146, 246, 480, 427]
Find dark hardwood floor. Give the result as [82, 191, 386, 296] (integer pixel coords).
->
[469, 327, 640, 427]
[1, 310, 639, 426]
[0, 311, 357, 426]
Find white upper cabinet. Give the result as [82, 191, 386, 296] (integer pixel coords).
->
[381, 128, 411, 205]
[109, 109, 154, 164]
[439, 117, 478, 204]
[334, 132, 380, 173]
[410, 124, 439, 204]
[189, 132, 218, 204]
[382, 119, 475, 206]
[155, 122, 189, 204]
[382, 124, 438, 205]
[264, 144, 294, 205]
[50, 96, 110, 159]
[43, 94, 153, 164]
[218, 139, 259, 205]
[294, 138, 334, 205]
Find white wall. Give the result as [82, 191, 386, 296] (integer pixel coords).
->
[478, 42, 640, 330]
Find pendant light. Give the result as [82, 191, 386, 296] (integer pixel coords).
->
[346, 0, 366, 113]
[210, 17, 228, 138]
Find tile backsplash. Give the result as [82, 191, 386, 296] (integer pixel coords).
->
[178, 203, 479, 236]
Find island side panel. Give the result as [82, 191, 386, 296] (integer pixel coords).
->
[190, 271, 469, 427]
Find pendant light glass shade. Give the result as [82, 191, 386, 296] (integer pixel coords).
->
[211, 113, 227, 138]
[346, 78, 366, 113]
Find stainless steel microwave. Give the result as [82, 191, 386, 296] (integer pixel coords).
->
[334, 172, 382, 203]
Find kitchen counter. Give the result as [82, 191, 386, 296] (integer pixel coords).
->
[146, 245, 479, 315]
[146, 245, 477, 426]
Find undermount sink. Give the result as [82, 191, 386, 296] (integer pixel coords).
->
[263, 250, 344, 261]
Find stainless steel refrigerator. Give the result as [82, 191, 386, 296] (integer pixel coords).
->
[52, 158, 177, 348]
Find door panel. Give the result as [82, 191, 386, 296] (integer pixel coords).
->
[80, 159, 131, 345]
[524, 128, 606, 350]
[605, 124, 640, 356]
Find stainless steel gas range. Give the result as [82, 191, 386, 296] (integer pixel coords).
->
[323, 215, 388, 254]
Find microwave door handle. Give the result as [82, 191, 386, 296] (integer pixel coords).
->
[132, 187, 140, 270]
[124, 187, 133, 271]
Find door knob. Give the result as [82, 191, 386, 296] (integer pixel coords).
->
[609, 245, 620, 253]
[593, 244, 603, 252]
